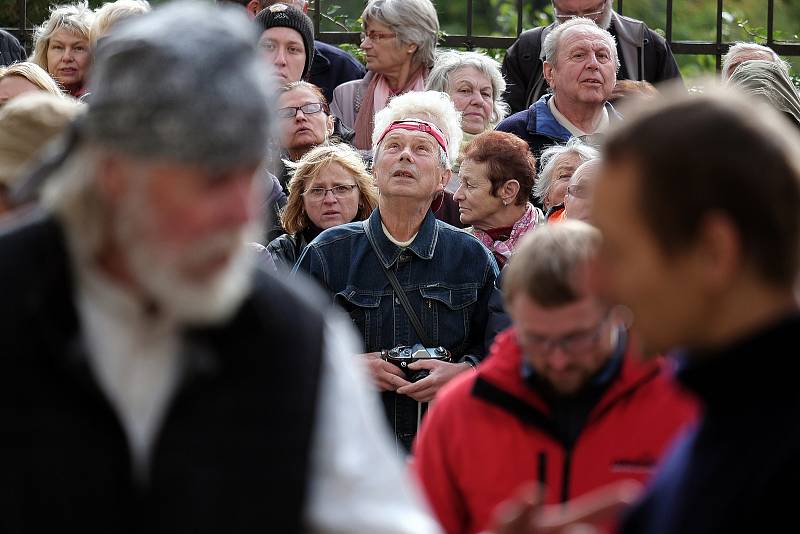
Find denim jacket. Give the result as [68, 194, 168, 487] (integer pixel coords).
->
[294, 208, 500, 450]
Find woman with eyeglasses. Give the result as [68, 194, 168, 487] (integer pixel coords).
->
[330, 0, 439, 151]
[535, 138, 599, 221]
[275, 81, 354, 191]
[267, 144, 378, 271]
[563, 158, 602, 223]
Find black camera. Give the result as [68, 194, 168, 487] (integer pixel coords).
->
[382, 344, 452, 382]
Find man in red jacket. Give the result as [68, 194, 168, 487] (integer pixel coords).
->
[412, 220, 696, 534]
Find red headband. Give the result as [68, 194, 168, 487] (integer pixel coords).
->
[376, 119, 449, 160]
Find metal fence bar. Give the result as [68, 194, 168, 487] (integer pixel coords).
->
[767, 0, 774, 46]
[465, 0, 473, 49]
[516, 0, 523, 37]
[312, 0, 320, 37]
[16, 0, 27, 50]
[666, 0, 673, 43]
[716, 0, 723, 71]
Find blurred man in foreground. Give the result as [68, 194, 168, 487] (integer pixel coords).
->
[0, 3, 440, 532]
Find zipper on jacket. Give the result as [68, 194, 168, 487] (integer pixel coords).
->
[560, 447, 573, 502]
[538, 451, 547, 488]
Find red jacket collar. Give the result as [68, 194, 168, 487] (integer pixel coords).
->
[476, 327, 665, 417]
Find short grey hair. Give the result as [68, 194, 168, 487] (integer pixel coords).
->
[361, 0, 439, 68]
[535, 137, 599, 203]
[543, 17, 619, 70]
[426, 49, 509, 126]
[372, 90, 462, 170]
[722, 42, 789, 80]
[31, 1, 95, 73]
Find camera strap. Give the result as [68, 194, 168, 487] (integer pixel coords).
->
[364, 222, 435, 348]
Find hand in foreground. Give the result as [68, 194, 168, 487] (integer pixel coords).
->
[359, 352, 411, 392]
[489, 480, 643, 534]
[396, 360, 472, 402]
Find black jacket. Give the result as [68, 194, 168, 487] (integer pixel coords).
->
[266, 225, 323, 272]
[310, 40, 366, 104]
[0, 211, 326, 533]
[620, 312, 800, 534]
[0, 30, 25, 67]
[501, 12, 682, 114]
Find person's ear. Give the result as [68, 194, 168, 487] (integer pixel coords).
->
[326, 114, 334, 137]
[543, 61, 555, 89]
[694, 212, 742, 292]
[246, 0, 260, 17]
[440, 168, 452, 191]
[95, 154, 131, 207]
[408, 43, 418, 55]
[501, 179, 520, 205]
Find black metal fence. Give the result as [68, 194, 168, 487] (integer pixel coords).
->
[5, 0, 800, 71]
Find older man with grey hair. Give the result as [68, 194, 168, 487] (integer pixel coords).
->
[721, 41, 790, 80]
[502, 0, 681, 113]
[497, 17, 622, 164]
[0, 2, 441, 533]
[296, 90, 499, 453]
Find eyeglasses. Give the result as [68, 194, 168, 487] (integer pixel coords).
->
[567, 184, 591, 199]
[303, 184, 358, 200]
[517, 312, 610, 358]
[553, 1, 607, 22]
[360, 30, 397, 43]
[277, 102, 327, 119]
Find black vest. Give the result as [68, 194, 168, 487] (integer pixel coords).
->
[0, 212, 325, 533]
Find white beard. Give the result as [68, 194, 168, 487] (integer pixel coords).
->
[114, 182, 260, 326]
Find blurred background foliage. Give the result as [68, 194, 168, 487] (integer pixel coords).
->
[3, 0, 799, 84]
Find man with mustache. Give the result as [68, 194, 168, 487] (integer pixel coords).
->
[0, 3, 440, 532]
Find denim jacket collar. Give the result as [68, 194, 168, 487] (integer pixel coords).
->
[364, 207, 439, 268]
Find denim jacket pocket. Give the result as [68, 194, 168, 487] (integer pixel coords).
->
[419, 284, 479, 351]
[335, 287, 382, 351]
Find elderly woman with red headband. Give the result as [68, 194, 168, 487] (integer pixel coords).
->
[295, 90, 500, 452]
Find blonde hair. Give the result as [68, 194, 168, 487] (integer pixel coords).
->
[281, 144, 378, 234]
[0, 92, 84, 188]
[0, 62, 65, 97]
[90, 0, 151, 44]
[30, 1, 94, 73]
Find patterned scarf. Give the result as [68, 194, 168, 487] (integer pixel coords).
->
[353, 66, 427, 150]
[471, 203, 543, 266]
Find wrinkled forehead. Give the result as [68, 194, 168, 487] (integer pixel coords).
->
[553, 0, 610, 13]
[380, 127, 438, 146]
[559, 25, 614, 53]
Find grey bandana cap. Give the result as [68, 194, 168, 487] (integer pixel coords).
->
[83, 1, 273, 168]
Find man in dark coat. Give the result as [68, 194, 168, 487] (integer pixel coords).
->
[0, 3, 440, 532]
[502, 0, 681, 114]
[592, 86, 800, 534]
[0, 29, 25, 67]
